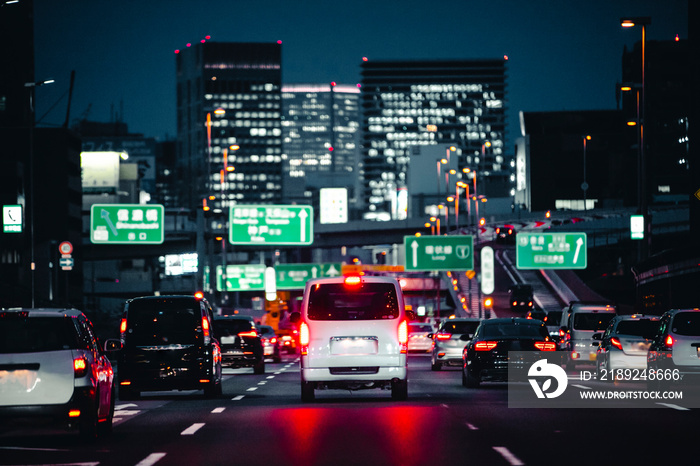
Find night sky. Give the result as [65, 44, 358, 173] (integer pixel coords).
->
[33, 0, 688, 149]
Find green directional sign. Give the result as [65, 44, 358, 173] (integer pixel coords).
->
[90, 204, 164, 244]
[404, 235, 474, 271]
[516, 232, 587, 269]
[216, 264, 266, 291]
[229, 205, 313, 245]
[276, 263, 342, 290]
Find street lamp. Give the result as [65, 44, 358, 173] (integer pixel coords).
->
[582, 135, 591, 211]
[621, 16, 650, 260]
[24, 78, 54, 307]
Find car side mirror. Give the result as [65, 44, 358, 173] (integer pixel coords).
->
[104, 339, 122, 351]
[289, 311, 301, 324]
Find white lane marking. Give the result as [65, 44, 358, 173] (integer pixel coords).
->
[232, 395, 245, 401]
[571, 384, 591, 390]
[246, 387, 258, 392]
[493, 446, 525, 465]
[258, 381, 267, 385]
[181, 423, 205, 435]
[274, 371, 282, 375]
[466, 423, 479, 430]
[266, 375, 275, 379]
[115, 403, 138, 410]
[211, 407, 226, 413]
[135, 453, 167, 466]
[112, 410, 139, 416]
[657, 402, 690, 411]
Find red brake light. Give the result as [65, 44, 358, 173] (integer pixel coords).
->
[474, 341, 498, 351]
[664, 335, 674, 348]
[270, 337, 277, 344]
[435, 333, 451, 341]
[344, 275, 362, 287]
[398, 320, 409, 350]
[610, 337, 623, 350]
[74, 357, 88, 377]
[534, 342, 557, 351]
[559, 329, 565, 337]
[194, 291, 204, 300]
[512, 301, 518, 307]
[238, 330, 258, 338]
[120, 318, 127, 334]
[299, 321, 310, 355]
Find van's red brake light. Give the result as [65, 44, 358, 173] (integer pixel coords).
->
[299, 321, 310, 355]
[344, 275, 362, 287]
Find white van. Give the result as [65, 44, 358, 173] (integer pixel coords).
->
[294, 275, 409, 401]
[560, 301, 617, 369]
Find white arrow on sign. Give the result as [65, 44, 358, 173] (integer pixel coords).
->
[411, 240, 419, 268]
[298, 209, 308, 242]
[326, 265, 340, 277]
[573, 237, 583, 264]
[311, 266, 318, 278]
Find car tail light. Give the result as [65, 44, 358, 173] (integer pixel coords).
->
[238, 330, 258, 338]
[534, 342, 557, 351]
[120, 318, 127, 334]
[559, 328, 565, 337]
[344, 275, 362, 288]
[398, 320, 408, 353]
[512, 301, 518, 307]
[68, 409, 81, 418]
[664, 335, 674, 348]
[270, 337, 277, 344]
[474, 341, 497, 351]
[610, 337, 623, 350]
[528, 301, 533, 307]
[74, 357, 88, 378]
[435, 333, 451, 340]
[299, 322, 310, 355]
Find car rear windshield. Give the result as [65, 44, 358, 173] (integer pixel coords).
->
[307, 282, 399, 320]
[126, 298, 200, 346]
[573, 313, 615, 331]
[615, 319, 659, 338]
[0, 316, 78, 353]
[215, 319, 254, 337]
[479, 323, 548, 339]
[672, 312, 700, 336]
[441, 321, 480, 335]
[409, 324, 433, 333]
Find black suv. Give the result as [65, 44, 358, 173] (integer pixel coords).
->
[509, 284, 534, 313]
[116, 295, 222, 399]
[214, 315, 265, 374]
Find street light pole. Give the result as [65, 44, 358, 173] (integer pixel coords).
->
[582, 135, 591, 211]
[24, 79, 54, 308]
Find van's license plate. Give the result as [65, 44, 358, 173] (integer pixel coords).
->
[330, 336, 378, 355]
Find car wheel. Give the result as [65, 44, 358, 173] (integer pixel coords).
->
[463, 366, 480, 388]
[301, 376, 315, 402]
[391, 378, 408, 401]
[431, 360, 442, 371]
[253, 359, 265, 375]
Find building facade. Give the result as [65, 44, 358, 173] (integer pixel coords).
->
[175, 41, 283, 213]
[359, 59, 508, 221]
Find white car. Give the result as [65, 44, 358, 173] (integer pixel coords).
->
[593, 314, 660, 381]
[0, 308, 119, 439]
[648, 309, 700, 388]
[294, 275, 410, 401]
[408, 322, 434, 353]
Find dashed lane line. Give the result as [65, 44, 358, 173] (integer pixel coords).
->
[135, 453, 167, 466]
[493, 446, 525, 465]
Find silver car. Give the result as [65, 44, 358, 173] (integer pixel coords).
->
[408, 322, 435, 353]
[647, 309, 700, 388]
[593, 314, 660, 381]
[430, 318, 481, 370]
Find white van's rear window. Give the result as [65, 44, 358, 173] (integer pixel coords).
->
[307, 283, 399, 320]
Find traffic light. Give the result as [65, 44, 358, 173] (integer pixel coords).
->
[483, 296, 493, 319]
[375, 251, 387, 264]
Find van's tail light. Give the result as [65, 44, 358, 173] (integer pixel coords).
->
[664, 335, 674, 348]
[534, 342, 557, 351]
[474, 341, 498, 351]
[344, 275, 362, 288]
[610, 337, 623, 350]
[74, 357, 88, 378]
[202, 316, 211, 344]
[398, 320, 408, 353]
[120, 318, 127, 335]
[299, 322, 310, 355]
[435, 333, 452, 341]
[238, 330, 258, 338]
[512, 301, 518, 307]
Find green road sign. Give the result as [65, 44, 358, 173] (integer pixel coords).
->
[403, 235, 474, 271]
[276, 263, 342, 290]
[3, 204, 22, 233]
[216, 264, 266, 291]
[229, 205, 313, 245]
[516, 232, 587, 269]
[90, 204, 164, 244]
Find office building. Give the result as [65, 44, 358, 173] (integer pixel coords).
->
[175, 41, 283, 212]
[359, 58, 508, 221]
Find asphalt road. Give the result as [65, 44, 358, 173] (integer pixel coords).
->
[1, 353, 697, 466]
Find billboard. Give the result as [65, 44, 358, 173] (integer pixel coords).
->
[81, 151, 122, 193]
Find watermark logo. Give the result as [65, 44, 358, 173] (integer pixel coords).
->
[528, 359, 568, 399]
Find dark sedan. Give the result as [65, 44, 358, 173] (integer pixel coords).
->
[462, 318, 557, 388]
[214, 315, 265, 374]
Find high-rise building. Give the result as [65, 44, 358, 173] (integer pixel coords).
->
[281, 83, 361, 207]
[175, 41, 283, 212]
[360, 59, 508, 221]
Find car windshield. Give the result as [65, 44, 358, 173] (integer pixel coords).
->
[307, 282, 399, 320]
[215, 319, 254, 336]
[615, 319, 659, 338]
[671, 312, 700, 336]
[0, 316, 79, 353]
[573, 313, 615, 331]
[441, 321, 480, 335]
[479, 322, 548, 339]
[126, 298, 200, 346]
[409, 324, 433, 333]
